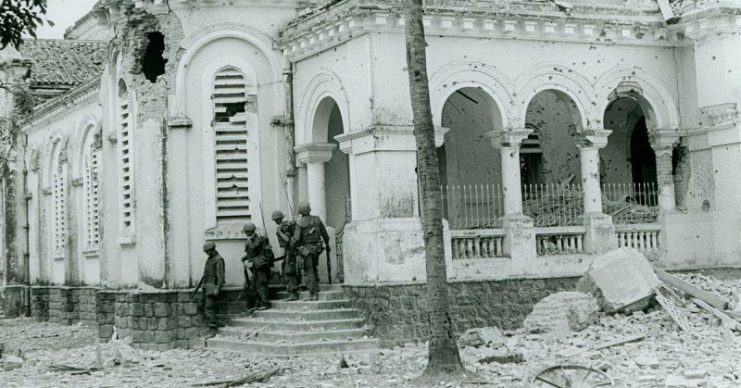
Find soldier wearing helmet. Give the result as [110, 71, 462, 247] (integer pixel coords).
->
[200, 241, 225, 328]
[272, 210, 300, 301]
[291, 202, 330, 301]
[241, 221, 274, 310]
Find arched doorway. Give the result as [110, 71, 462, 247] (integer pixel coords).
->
[523, 90, 584, 226]
[601, 97, 659, 223]
[438, 87, 504, 229]
[311, 97, 351, 231]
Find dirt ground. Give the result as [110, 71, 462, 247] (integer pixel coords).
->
[1, 274, 741, 387]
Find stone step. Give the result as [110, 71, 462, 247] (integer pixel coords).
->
[229, 317, 365, 331]
[207, 337, 380, 356]
[269, 299, 351, 311]
[217, 327, 369, 343]
[274, 290, 345, 301]
[253, 308, 360, 321]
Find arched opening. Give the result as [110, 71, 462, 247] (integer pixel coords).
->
[439, 87, 504, 229]
[601, 97, 659, 223]
[312, 97, 350, 232]
[523, 90, 584, 226]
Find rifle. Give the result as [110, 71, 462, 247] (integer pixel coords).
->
[190, 276, 205, 301]
[326, 247, 332, 284]
[282, 183, 296, 221]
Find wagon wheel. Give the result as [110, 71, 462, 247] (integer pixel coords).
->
[531, 364, 614, 388]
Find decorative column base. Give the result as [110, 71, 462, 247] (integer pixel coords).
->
[501, 214, 536, 261]
[582, 213, 617, 255]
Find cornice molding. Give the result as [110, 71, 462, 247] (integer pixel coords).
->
[278, 1, 678, 61]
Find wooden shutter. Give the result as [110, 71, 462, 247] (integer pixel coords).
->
[213, 68, 250, 221]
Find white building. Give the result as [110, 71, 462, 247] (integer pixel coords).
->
[1, 0, 740, 344]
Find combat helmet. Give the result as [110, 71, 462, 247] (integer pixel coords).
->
[271, 210, 284, 221]
[297, 202, 311, 216]
[242, 222, 257, 234]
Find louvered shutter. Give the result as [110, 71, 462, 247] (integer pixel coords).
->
[53, 159, 65, 254]
[119, 92, 133, 228]
[213, 68, 250, 222]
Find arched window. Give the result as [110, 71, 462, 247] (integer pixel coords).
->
[212, 67, 251, 222]
[51, 144, 66, 257]
[117, 80, 134, 233]
[82, 128, 101, 248]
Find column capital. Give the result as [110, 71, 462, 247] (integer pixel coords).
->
[294, 143, 336, 164]
[576, 129, 612, 149]
[488, 129, 532, 149]
[649, 129, 681, 156]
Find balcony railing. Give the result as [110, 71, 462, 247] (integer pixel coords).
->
[450, 229, 505, 260]
[615, 223, 661, 252]
[535, 226, 586, 256]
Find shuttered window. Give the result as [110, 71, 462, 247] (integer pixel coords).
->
[118, 82, 133, 230]
[83, 134, 100, 248]
[213, 68, 250, 222]
[52, 152, 66, 255]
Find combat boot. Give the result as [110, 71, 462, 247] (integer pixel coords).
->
[285, 293, 299, 301]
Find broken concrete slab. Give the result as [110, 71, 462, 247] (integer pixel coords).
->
[577, 247, 660, 313]
[458, 326, 504, 348]
[523, 291, 599, 335]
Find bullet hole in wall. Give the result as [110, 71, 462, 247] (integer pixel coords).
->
[141, 32, 167, 83]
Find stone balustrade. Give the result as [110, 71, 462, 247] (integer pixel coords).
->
[450, 229, 505, 260]
[615, 223, 661, 251]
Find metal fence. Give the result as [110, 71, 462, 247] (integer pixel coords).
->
[523, 183, 584, 227]
[440, 184, 504, 229]
[601, 182, 659, 224]
[441, 181, 659, 230]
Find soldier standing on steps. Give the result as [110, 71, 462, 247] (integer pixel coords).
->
[272, 210, 300, 301]
[241, 222, 274, 310]
[291, 202, 330, 301]
[201, 241, 225, 328]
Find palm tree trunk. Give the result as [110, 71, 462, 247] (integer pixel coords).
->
[403, 0, 464, 377]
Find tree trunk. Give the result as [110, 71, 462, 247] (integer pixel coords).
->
[403, 0, 465, 378]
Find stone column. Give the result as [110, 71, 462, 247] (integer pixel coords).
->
[489, 130, 536, 261]
[577, 130, 616, 255]
[649, 130, 681, 212]
[294, 143, 336, 221]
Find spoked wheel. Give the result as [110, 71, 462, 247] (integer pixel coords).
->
[531, 364, 614, 388]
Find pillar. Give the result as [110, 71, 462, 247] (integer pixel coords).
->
[650, 130, 681, 212]
[578, 130, 617, 255]
[489, 130, 536, 261]
[295, 143, 336, 221]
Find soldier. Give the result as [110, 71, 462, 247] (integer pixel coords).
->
[272, 210, 299, 301]
[201, 241, 225, 328]
[241, 222, 274, 310]
[291, 202, 330, 301]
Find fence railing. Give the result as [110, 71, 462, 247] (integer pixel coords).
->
[441, 184, 504, 229]
[535, 226, 586, 256]
[450, 229, 505, 260]
[602, 182, 659, 224]
[615, 224, 661, 252]
[523, 183, 583, 227]
[442, 181, 660, 230]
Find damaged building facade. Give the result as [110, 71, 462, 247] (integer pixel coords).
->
[1, 0, 741, 345]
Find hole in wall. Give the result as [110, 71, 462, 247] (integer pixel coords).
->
[141, 31, 167, 83]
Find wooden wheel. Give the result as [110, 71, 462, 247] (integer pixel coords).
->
[531, 364, 614, 388]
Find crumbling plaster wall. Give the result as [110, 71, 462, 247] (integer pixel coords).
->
[99, 8, 185, 288]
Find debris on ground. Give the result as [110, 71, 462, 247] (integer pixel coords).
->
[523, 291, 599, 335]
[577, 247, 660, 313]
[458, 326, 504, 348]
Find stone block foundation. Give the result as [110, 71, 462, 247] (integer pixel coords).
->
[344, 277, 579, 345]
[3, 286, 252, 350]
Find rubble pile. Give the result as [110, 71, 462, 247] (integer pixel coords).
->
[523, 291, 599, 334]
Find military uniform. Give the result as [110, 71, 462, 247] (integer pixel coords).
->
[201, 242, 225, 328]
[291, 204, 330, 300]
[242, 233, 274, 309]
[276, 218, 300, 298]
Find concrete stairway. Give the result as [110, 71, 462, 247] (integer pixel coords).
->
[207, 285, 380, 356]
